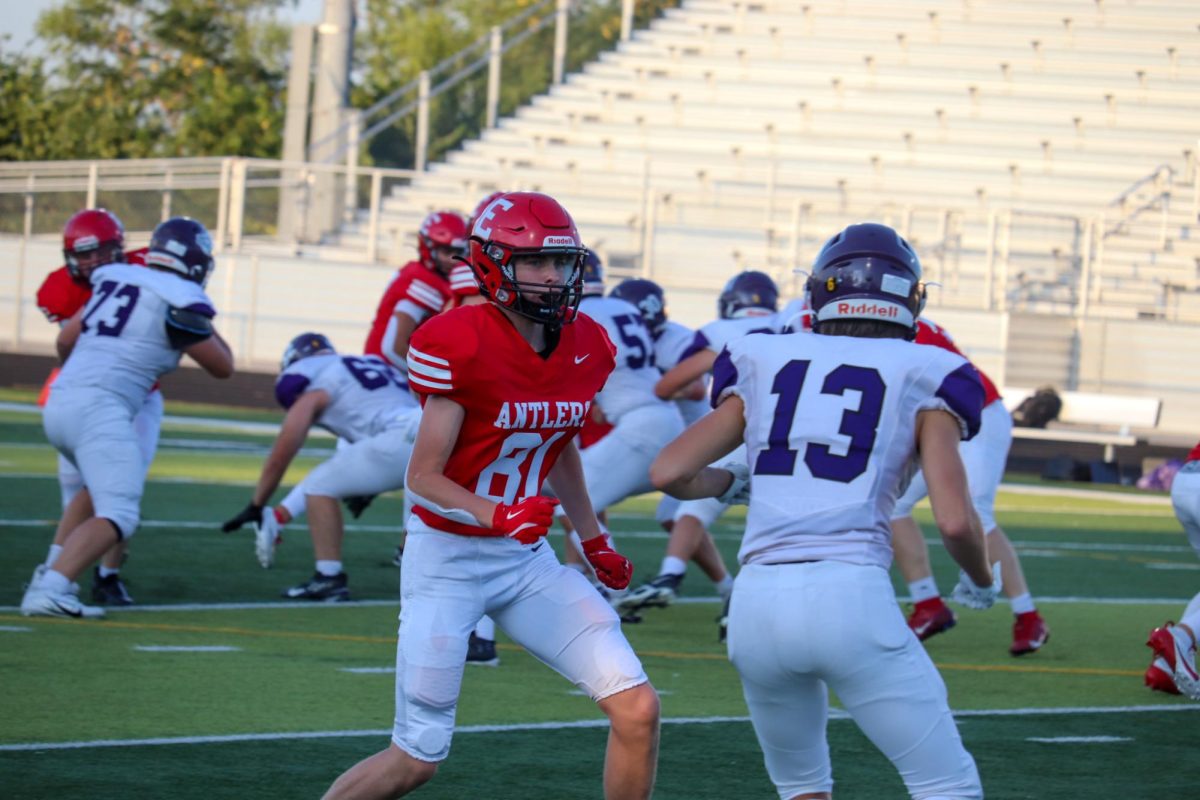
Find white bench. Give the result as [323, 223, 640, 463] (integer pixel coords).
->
[1001, 387, 1163, 460]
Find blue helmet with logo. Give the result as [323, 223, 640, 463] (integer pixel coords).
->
[281, 332, 335, 370]
[610, 278, 667, 336]
[718, 270, 778, 320]
[146, 217, 216, 287]
[807, 222, 925, 339]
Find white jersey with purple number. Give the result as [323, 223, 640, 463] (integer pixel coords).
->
[680, 312, 780, 363]
[713, 331, 984, 569]
[580, 295, 663, 423]
[274, 353, 418, 442]
[654, 319, 709, 426]
[53, 262, 215, 414]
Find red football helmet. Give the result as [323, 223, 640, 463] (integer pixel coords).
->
[62, 208, 126, 283]
[468, 192, 586, 328]
[469, 191, 505, 228]
[417, 210, 468, 275]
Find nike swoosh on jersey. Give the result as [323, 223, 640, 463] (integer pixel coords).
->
[574, 354, 590, 364]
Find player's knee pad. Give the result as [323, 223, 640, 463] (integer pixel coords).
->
[408, 657, 464, 711]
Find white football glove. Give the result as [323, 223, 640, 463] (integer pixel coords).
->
[951, 562, 1003, 610]
[715, 461, 751, 505]
[253, 511, 283, 569]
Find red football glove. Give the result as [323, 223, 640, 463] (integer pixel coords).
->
[492, 496, 559, 544]
[581, 534, 633, 590]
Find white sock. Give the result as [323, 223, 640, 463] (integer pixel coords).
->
[280, 485, 307, 521]
[45, 544, 64, 568]
[714, 574, 734, 600]
[1010, 593, 1036, 615]
[41, 569, 71, 594]
[908, 577, 940, 603]
[315, 560, 343, 577]
[98, 566, 120, 579]
[474, 616, 496, 641]
[660, 556, 687, 577]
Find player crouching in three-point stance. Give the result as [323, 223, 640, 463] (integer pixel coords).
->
[321, 192, 659, 800]
[651, 222, 999, 800]
[21, 217, 233, 619]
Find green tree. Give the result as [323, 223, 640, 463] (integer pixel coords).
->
[0, 0, 292, 161]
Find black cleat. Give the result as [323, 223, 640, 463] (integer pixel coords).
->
[717, 594, 731, 643]
[612, 572, 684, 617]
[466, 632, 499, 666]
[343, 494, 377, 519]
[392, 545, 404, 568]
[91, 568, 134, 606]
[283, 571, 350, 602]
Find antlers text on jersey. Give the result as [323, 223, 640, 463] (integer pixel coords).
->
[493, 399, 592, 430]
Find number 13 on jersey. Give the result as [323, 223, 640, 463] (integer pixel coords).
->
[754, 359, 886, 483]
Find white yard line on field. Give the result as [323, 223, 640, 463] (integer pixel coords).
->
[1, 705, 1195, 752]
[0, 594, 1194, 616]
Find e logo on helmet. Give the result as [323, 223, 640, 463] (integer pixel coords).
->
[473, 198, 514, 239]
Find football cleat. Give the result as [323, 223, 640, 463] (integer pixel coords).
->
[343, 494, 376, 519]
[254, 512, 282, 569]
[91, 568, 134, 606]
[21, 582, 106, 619]
[1146, 622, 1200, 699]
[1145, 655, 1181, 695]
[392, 544, 404, 568]
[612, 572, 684, 617]
[466, 632, 500, 667]
[717, 594, 731, 643]
[908, 598, 957, 642]
[1011, 611, 1050, 656]
[283, 572, 349, 602]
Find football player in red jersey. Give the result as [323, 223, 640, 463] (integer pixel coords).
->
[363, 210, 469, 368]
[889, 318, 1049, 655]
[32, 209, 155, 606]
[322, 192, 659, 800]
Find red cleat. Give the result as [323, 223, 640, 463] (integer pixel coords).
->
[907, 598, 957, 641]
[1146, 622, 1200, 699]
[1011, 611, 1050, 656]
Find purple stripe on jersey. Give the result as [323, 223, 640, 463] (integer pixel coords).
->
[710, 348, 739, 408]
[184, 302, 216, 318]
[679, 330, 712, 361]
[936, 363, 985, 440]
[274, 374, 312, 410]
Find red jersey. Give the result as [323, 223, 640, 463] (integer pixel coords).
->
[447, 264, 481, 307]
[406, 304, 616, 536]
[916, 318, 1002, 407]
[35, 248, 149, 323]
[1188, 441, 1200, 462]
[363, 260, 455, 357]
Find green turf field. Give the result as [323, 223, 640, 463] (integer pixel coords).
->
[1, 400, 1198, 799]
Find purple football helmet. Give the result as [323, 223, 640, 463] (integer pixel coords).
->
[718, 270, 778, 320]
[806, 222, 926, 339]
[610, 278, 667, 337]
[281, 332, 335, 370]
[581, 249, 605, 297]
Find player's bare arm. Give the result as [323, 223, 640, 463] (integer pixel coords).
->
[251, 390, 331, 507]
[651, 395, 745, 499]
[55, 309, 84, 363]
[654, 349, 716, 400]
[386, 309, 420, 365]
[406, 394, 499, 526]
[917, 408, 993, 588]
[545, 438, 604, 541]
[184, 329, 234, 378]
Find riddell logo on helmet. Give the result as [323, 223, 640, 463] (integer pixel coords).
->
[836, 301, 900, 318]
[543, 235, 576, 247]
